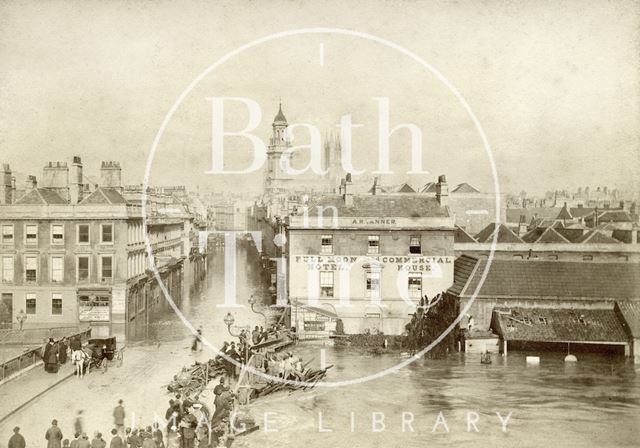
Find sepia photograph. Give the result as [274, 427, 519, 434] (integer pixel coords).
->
[0, 1, 639, 447]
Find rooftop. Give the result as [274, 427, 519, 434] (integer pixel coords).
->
[305, 194, 450, 218]
[449, 255, 640, 299]
[492, 307, 629, 343]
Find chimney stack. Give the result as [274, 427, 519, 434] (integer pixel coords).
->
[343, 173, 354, 207]
[42, 161, 69, 201]
[1, 163, 12, 205]
[100, 161, 122, 191]
[372, 176, 381, 196]
[436, 174, 448, 207]
[25, 175, 37, 191]
[518, 215, 528, 236]
[70, 155, 84, 204]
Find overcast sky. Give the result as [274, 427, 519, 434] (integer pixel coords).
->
[1, 0, 638, 196]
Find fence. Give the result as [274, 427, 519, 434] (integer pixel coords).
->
[0, 325, 90, 345]
[0, 326, 92, 382]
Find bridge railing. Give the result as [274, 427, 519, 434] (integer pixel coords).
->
[0, 326, 92, 382]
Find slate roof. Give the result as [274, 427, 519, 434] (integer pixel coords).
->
[454, 225, 477, 243]
[570, 207, 595, 218]
[556, 204, 573, 220]
[452, 183, 480, 193]
[305, 194, 449, 218]
[474, 223, 524, 243]
[420, 182, 437, 193]
[534, 226, 571, 243]
[574, 229, 621, 244]
[447, 255, 478, 296]
[598, 210, 633, 223]
[80, 187, 127, 205]
[395, 183, 416, 193]
[492, 307, 629, 343]
[14, 188, 67, 205]
[506, 207, 562, 223]
[615, 301, 640, 338]
[448, 256, 640, 299]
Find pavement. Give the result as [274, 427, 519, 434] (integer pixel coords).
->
[0, 361, 75, 424]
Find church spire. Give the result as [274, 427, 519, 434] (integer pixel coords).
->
[273, 102, 287, 125]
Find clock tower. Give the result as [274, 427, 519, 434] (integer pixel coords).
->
[264, 103, 293, 195]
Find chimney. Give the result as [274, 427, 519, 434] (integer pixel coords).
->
[435, 174, 448, 207]
[70, 155, 84, 204]
[42, 161, 69, 201]
[632, 229, 638, 245]
[619, 200, 625, 210]
[1, 163, 11, 205]
[100, 161, 122, 191]
[518, 215, 528, 236]
[343, 173, 353, 207]
[10, 176, 16, 203]
[372, 176, 381, 196]
[25, 175, 37, 191]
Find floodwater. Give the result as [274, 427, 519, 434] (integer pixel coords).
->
[130, 244, 640, 448]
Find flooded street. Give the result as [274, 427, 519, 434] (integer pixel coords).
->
[128, 244, 640, 448]
[2, 244, 638, 447]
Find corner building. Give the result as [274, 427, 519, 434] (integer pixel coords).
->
[288, 176, 456, 335]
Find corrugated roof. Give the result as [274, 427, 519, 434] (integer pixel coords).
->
[492, 307, 629, 343]
[449, 257, 640, 299]
[306, 194, 449, 218]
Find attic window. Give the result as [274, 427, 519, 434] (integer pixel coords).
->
[538, 317, 548, 324]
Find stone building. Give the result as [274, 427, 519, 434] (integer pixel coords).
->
[288, 175, 456, 335]
[0, 158, 196, 339]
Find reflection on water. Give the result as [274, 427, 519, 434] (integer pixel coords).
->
[124, 245, 639, 447]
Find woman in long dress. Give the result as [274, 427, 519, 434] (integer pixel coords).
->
[58, 338, 68, 364]
[43, 339, 58, 373]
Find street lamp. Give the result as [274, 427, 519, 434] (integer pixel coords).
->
[223, 312, 240, 337]
[247, 295, 268, 327]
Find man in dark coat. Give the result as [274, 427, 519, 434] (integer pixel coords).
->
[8, 427, 25, 448]
[108, 429, 124, 448]
[45, 420, 63, 448]
[58, 338, 68, 364]
[43, 339, 58, 373]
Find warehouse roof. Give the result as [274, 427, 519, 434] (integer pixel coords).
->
[448, 256, 640, 299]
[492, 307, 629, 343]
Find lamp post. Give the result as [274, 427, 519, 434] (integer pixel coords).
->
[247, 295, 268, 327]
[223, 312, 241, 337]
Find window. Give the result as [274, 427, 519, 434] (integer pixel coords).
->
[101, 256, 113, 282]
[366, 271, 381, 299]
[408, 273, 422, 300]
[51, 294, 62, 315]
[26, 293, 36, 315]
[320, 271, 334, 297]
[77, 224, 90, 244]
[25, 224, 37, 245]
[321, 235, 333, 254]
[2, 256, 13, 282]
[25, 256, 37, 282]
[409, 236, 421, 254]
[2, 225, 14, 244]
[77, 256, 90, 282]
[367, 235, 380, 255]
[51, 224, 64, 244]
[51, 256, 64, 282]
[101, 223, 114, 243]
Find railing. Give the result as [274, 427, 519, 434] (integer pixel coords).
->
[0, 327, 92, 382]
[0, 325, 89, 345]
